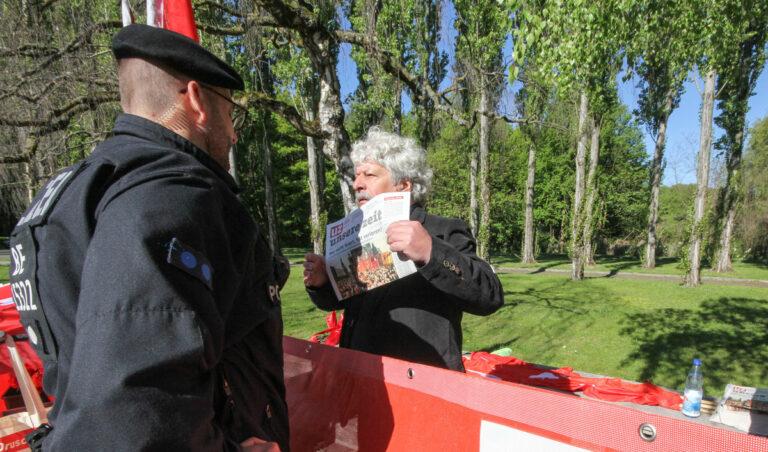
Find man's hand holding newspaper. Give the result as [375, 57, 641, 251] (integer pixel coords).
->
[304, 192, 420, 300]
[385, 221, 432, 265]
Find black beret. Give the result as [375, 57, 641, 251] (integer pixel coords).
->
[112, 24, 244, 91]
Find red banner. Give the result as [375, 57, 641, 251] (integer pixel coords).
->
[284, 336, 768, 451]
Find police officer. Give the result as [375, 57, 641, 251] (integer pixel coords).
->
[9, 24, 288, 451]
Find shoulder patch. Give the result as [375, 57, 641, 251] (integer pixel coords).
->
[166, 237, 214, 290]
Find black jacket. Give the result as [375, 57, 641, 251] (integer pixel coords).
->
[9, 114, 288, 451]
[307, 205, 503, 371]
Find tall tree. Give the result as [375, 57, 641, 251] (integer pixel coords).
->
[516, 63, 550, 263]
[685, 68, 716, 286]
[514, 0, 625, 280]
[454, 0, 509, 260]
[624, 0, 694, 269]
[737, 116, 768, 262]
[412, 0, 447, 147]
[0, 0, 120, 232]
[684, 0, 749, 286]
[254, 0, 357, 212]
[711, 0, 768, 272]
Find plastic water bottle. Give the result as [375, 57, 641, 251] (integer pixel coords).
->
[681, 358, 703, 417]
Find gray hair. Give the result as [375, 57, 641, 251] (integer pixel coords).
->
[350, 127, 433, 204]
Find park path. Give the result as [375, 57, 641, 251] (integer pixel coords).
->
[3, 249, 766, 288]
[496, 266, 768, 288]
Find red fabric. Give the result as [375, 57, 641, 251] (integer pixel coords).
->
[463, 351, 682, 409]
[309, 311, 343, 346]
[163, 0, 199, 42]
[0, 285, 23, 336]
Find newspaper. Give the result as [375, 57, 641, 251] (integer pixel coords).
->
[710, 384, 768, 436]
[325, 192, 417, 300]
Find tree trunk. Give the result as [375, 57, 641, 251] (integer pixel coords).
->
[644, 90, 674, 268]
[582, 116, 600, 267]
[393, 81, 402, 135]
[685, 69, 716, 287]
[306, 106, 325, 255]
[469, 137, 479, 238]
[477, 80, 491, 260]
[714, 36, 757, 273]
[521, 141, 537, 263]
[571, 92, 589, 281]
[309, 38, 356, 213]
[261, 123, 279, 254]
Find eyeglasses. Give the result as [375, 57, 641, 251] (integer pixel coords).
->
[179, 84, 248, 130]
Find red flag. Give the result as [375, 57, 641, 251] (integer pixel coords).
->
[146, 0, 199, 42]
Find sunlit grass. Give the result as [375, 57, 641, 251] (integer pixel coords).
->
[282, 269, 768, 397]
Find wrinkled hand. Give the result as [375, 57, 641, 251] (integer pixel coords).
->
[386, 220, 432, 265]
[303, 253, 329, 288]
[240, 437, 280, 452]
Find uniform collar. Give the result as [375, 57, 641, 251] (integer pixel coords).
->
[112, 113, 240, 193]
[411, 203, 427, 223]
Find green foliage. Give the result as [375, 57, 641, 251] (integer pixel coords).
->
[596, 105, 650, 244]
[738, 116, 768, 262]
[427, 95, 649, 256]
[513, 0, 626, 110]
[657, 184, 697, 258]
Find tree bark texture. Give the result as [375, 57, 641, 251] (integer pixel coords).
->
[469, 138, 479, 239]
[521, 140, 537, 263]
[685, 69, 716, 287]
[713, 32, 761, 273]
[477, 80, 491, 260]
[644, 90, 674, 269]
[261, 124, 279, 254]
[306, 107, 325, 254]
[581, 116, 600, 267]
[571, 92, 589, 281]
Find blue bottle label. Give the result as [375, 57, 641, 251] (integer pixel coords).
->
[682, 389, 702, 417]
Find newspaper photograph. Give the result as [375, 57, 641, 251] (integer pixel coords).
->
[325, 192, 417, 300]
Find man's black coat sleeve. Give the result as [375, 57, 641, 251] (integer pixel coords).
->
[45, 174, 236, 450]
[418, 217, 503, 316]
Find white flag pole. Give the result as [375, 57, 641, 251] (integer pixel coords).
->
[121, 0, 133, 26]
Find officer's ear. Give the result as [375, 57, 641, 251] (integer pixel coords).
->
[397, 179, 412, 192]
[183, 81, 209, 131]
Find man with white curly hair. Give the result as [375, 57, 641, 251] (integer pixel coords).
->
[303, 127, 503, 371]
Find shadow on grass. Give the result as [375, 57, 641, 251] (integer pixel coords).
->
[620, 297, 768, 392]
[471, 278, 606, 353]
[529, 259, 571, 275]
[503, 284, 589, 315]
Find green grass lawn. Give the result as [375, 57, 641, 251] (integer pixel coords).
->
[281, 268, 768, 397]
[492, 253, 768, 281]
[0, 264, 8, 284]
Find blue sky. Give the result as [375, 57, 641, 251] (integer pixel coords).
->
[335, 3, 768, 187]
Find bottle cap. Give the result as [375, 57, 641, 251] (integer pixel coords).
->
[693, 358, 701, 366]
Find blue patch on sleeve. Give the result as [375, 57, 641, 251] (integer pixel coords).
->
[166, 238, 213, 290]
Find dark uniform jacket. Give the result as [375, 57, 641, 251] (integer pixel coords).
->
[8, 114, 288, 451]
[307, 205, 504, 371]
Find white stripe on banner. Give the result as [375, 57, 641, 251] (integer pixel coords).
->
[480, 420, 589, 452]
[0, 284, 11, 306]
